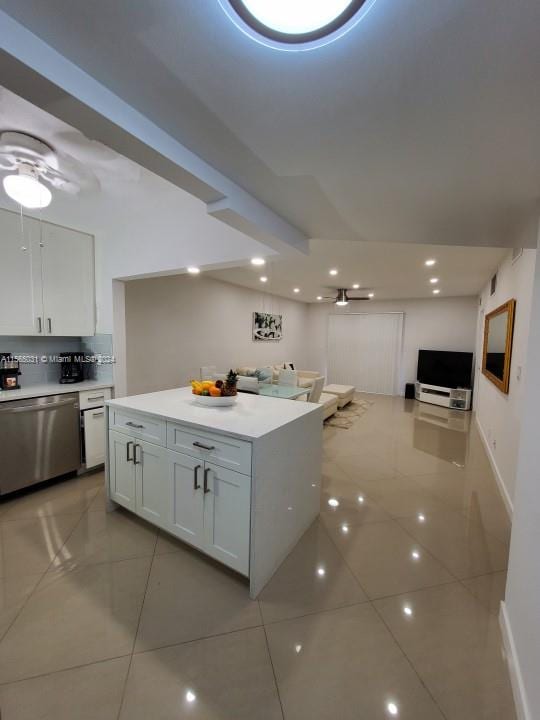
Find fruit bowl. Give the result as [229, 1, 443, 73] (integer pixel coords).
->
[192, 394, 237, 407]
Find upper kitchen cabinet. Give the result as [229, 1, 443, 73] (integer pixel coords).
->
[0, 209, 43, 335]
[0, 208, 96, 336]
[40, 222, 95, 336]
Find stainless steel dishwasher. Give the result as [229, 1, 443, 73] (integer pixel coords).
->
[0, 393, 81, 495]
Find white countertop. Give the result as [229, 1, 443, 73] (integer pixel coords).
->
[0, 380, 114, 403]
[107, 386, 322, 440]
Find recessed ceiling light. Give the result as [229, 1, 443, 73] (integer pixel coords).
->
[185, 690, 197, 704]
[316, 566, 326, 577]
[341, 524, 349, 533]
[352, 283, 360, 289]
[432, 288, 440, 295]
[293, 287, 300, 293]
[317, 295, 323, 301]
[260, 276, 268, 283]
[403, 605, 413, 617]
[429, 278, 439, 284]
[425, 259, 436, 267]
[417, 513, 426, 522]
[187, 266, 200, 275]
[357, 495, 365, 504]
[368, 292, 375, 298]
[251, 257, 266, 266]
[329, 268, 338, 276]
[386, 701, 399, 716]
[220, 0, 376, 52]
[411, 550, 421, 560]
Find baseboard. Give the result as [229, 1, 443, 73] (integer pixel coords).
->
[499, 602, 532, 720]
[475, 415, 514, 519]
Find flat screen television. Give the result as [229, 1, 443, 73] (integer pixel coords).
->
[417, 350, 473, 389]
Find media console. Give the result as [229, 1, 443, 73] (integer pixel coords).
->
[415, 382, 472, 411]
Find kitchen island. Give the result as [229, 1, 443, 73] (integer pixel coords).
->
[106, 387, 323, 597]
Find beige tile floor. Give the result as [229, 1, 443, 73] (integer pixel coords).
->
[0, 395, 516, 719]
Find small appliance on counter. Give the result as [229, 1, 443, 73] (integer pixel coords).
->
[0, 353, 21, 390]
[59, 352, 84, 384]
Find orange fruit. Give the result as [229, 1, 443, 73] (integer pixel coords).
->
[209, 386, 221, 397]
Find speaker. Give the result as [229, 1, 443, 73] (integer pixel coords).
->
[404, 383, 415, 399]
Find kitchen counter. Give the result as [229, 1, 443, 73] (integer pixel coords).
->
[0, 380, 114, 403]
[107, 386, 323, 597]
[107, 386, 317, 440]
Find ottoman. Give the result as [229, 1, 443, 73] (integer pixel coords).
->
[322, 384, 355, 409]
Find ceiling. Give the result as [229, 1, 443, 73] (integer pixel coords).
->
[0, 0, 539, 250]
[209, 238, 506, 302]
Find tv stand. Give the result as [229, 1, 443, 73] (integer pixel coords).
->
[415, 382, 471, 411]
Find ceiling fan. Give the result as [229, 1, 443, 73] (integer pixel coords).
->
[321, 288, 373, 306]
[0, 131, 98, 209]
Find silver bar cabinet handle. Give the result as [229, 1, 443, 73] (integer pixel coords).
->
[133, 444, 141, 465]
[193, 464, 201, 490]
[126, 441, 133, 462]
[47, 317, 52, 333]
[126, 421, 145, 429]
[37, 317, 42, 333]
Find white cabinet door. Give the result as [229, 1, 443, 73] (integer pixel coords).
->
[169, 450, 204, 549]
[84, 407, 106, 469]
[135, 439, 168, 528]
[0, 209, 43, 335]
[108, 430, 136, 510]
[40, 223, 95, 336]
[203, 462, 250, 576]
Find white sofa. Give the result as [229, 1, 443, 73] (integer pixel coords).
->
[236, 364, 320, 389]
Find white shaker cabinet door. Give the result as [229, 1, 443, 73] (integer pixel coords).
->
[168, 450, 205, 550]
[40, 223, 95, 336]
[0, 209, 43, 335]
[108, 430, 136, 510]
[83, 407, 106, 469]
[203, 462, 250, 576]
[134, 439, 168, 529]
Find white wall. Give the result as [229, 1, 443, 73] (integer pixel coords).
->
[503, 236, 540, 720]
[124, 275, 310, 395]
[474, 249, 536, 507]
[307, 296, 478, 392]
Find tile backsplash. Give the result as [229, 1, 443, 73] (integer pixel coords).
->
[0, 334, 114, 386]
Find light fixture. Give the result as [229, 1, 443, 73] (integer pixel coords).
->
[328, 497, 340, 508]
[341, 524, 349, 534]
[329, 268, 338, 276]
[187, 266, 201, 275]
[3, 165, 52, 209]
[432, 288, 440, 295]
[403, 605, 413, 617]
[316, 295, 323, 301]
[294, 643, 303, 654]
[316, 566, 326, 577]
[335, 288, 349, 306]
[425, 259, 436, 267]
[429, 278, 439, 284]
[368, 292, 375, 298]
[411, 550, 420, 560]
[260, 276, 268, 283]
[293, 287, 300, 293]
[185, 690, 197, 704]
[386, 701, 399, 716]
[357, 495, 365, 504]
[219, 0, 377, 52]
[251, 257, 266, 266]
[417, 513, 426, 523]
[352, 283, 360, 289]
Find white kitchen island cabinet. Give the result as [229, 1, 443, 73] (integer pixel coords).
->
[106, 387, 323, 597]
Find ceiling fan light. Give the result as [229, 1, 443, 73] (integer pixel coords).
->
[3, 166, 52, 209]
[336, 300, 349, 306]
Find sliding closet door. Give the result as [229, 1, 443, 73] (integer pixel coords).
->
[327, 313, 403, 395]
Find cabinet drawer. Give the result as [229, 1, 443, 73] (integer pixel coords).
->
[109, 407, 166, 447]
[167, 424, 251, 475]
[80, 387, 112, 410]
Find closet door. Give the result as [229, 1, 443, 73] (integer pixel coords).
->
[327, 313, 403, 395]
[40, 223, 95, 336]
[0, 209, 43, 335]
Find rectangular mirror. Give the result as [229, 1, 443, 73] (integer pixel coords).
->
[482, 299, 516, 393]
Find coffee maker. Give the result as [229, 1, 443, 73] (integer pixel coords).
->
[59, 353, 84, 384]
[0, 353, 21, 390]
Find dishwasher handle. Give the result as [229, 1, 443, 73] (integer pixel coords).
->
[0, 398, 79, 414]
